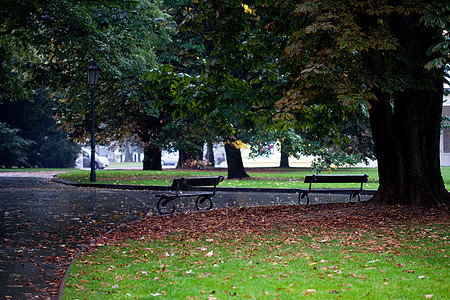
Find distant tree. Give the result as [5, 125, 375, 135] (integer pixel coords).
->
[0, 92, 79, 168]
[156, 0, 218, 169]
[1, 0, 173, 170]
[0, 123, 33, 168]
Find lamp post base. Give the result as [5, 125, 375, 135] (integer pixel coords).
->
[90, 171, 96, 182]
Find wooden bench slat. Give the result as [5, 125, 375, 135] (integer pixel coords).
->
[172, 177, 224, 188]
[304, 174, 368, 183]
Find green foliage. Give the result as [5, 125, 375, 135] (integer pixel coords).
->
[143, 64, 194, 117]
[179, 0, 376, 170]
[0, 92, 79, 168]
[441, 115, 450, 130]
[31, 131, 79, 168]
[421, 1, 449, 75]
[0, 122, 33, 168]
[1, 0, 174, 149]
[159, 0, 207, 74]
[311, 150, 364, 174]
[142, 64, 210, 158]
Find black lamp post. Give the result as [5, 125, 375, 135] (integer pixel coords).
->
[87, 61, 100, 182]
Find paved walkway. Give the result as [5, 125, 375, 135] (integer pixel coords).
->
[0, 176, 151, 299]
[0, 173, 371, 299]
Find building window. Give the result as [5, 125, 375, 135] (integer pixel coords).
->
[444, 130, 450, 153]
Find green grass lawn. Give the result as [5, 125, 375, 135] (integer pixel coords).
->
[63, 204, 449, 299]
[7, 166, 450, 190]
[57, 167, 382, 189]
[55, 166, 450, 190]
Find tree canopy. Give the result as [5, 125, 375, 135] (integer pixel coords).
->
[180, 0, 376, 173]
[179, 0, 449, 206]
[3, 0, 449, 207]
[1, 0, 175, 168]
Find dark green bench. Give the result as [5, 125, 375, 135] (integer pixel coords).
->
[299, 174, 369, 204]
[155, 176, 224, 214]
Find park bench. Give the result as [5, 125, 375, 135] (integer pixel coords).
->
[155, 175, 224, 214]
[298, 174, 369, 204]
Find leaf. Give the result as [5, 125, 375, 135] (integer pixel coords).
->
[425, 58, 444, 70]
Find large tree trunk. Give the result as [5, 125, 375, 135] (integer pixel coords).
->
[177, 142, 203, 169]
[224, 136, 249, 179]
[177, 148, 203, 169]
[205, 141, 215, 167]
[280, 141, 290, 168]
[280, 151, 289, 168]
[364, 13, 449, 207]
[123, 142, 133, 162]
[143, 146, 162, 170]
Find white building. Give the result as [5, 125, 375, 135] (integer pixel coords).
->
[440, 84, 450, 166]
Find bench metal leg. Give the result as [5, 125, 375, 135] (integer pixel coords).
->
[298, 191, 310, 205]
[157, 196, 176, 214]
[350, 191, 361, 202]
[195, 196, 213, 210]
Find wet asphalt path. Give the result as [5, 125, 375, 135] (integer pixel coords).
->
[0, 176, 153, 299]
[0, 174, 371, 299]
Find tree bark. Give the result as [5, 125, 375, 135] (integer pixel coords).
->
[124, 142, 133, 162]
[280, 147, 290, 168]
[224, 136, 249, 179]
[177, 149, 188, 169]
[143, 146, 162, 170]
[363, 13, 449, 207]
[177, 142, 204, 169]
[205, 141, 215, 167]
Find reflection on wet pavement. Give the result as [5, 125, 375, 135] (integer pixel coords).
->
[0, 176, 371, 299]
[0, 177, 151, 299]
